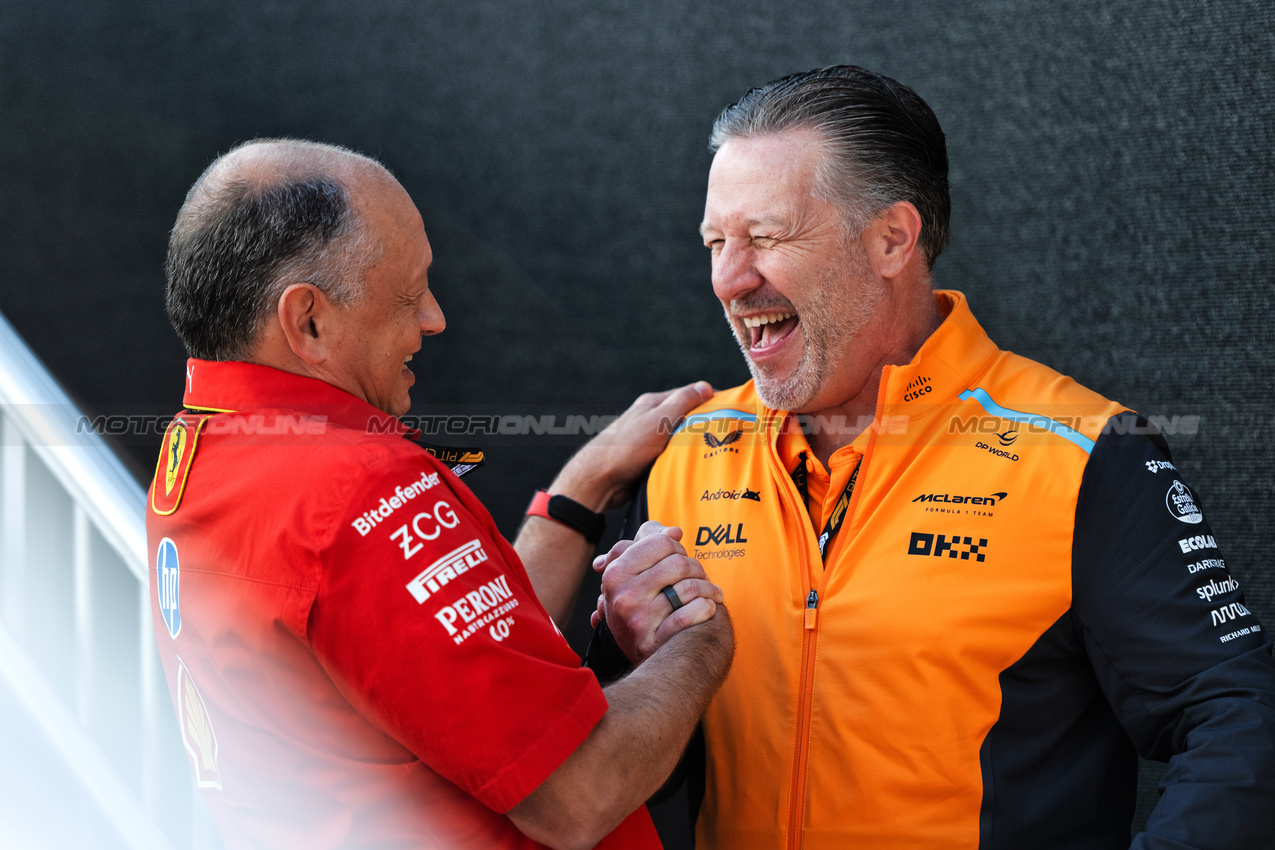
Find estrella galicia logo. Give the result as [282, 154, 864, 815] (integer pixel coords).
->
[702, 430, 743, 458]
[907, 532, 988, 562]
[156, 537, 181, 638]
[996, 427, 1018, 447]
[696, 524, 748, 546]
[1166, 480, 1203, 524]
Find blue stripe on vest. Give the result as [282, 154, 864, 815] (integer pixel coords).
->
[958, 388, 1095, 454]
[671, 408, 759, 436]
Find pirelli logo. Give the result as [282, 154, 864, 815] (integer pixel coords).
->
[908, 532, 988, 562]
[406, 539, 489, 603]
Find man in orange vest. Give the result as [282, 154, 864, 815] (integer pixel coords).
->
[586, 66, 1275, 849]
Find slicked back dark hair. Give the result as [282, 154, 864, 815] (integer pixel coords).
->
[164, 140, 378, 361]
[710, 65, 950, 270]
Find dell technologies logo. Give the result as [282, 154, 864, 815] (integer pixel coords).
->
[696, 523, 748, 546]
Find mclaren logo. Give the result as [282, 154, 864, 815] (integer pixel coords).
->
[912, 491, 1007, 506]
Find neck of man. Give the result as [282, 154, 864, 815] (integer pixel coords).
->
[801, 288, 943, 469]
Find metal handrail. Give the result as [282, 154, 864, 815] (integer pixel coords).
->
[0, 314, 146, 575]
[0, 310, 211, 849]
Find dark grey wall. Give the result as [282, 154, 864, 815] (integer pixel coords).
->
[2, 1, 1271, 843]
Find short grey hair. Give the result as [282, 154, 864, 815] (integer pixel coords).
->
[710, 66, 950, 269]
[164, 138, 384, 361]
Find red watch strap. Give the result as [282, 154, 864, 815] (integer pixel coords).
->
[526, 490, 555, 521]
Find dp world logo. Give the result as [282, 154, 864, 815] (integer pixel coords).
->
[156, 538, 181, 638]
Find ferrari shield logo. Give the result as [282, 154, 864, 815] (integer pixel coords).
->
[151, 414, 209, 516]
[164, 424, 188, 495]
[176, 656, 222, 790]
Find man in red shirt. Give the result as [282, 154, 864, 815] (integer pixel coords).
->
[150, 138, 733, 849]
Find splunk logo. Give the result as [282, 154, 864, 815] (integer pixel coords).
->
[907, 532, 989, 562]
[1196, 576, 1239, 602]
[912, 491, 1007, 507]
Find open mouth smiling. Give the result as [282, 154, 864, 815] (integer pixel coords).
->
[742, 311, 799, 351]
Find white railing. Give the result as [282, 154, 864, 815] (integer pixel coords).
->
[0, 311, 220, 849]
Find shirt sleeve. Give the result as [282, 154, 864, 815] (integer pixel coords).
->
[309, 446, 608, 814]
[1071, 414, 1275, 850]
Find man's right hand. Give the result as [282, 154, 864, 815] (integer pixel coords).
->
[547, 382, 713, 514]
[590, 521, 722, 664]
[515, 382, 713, 626]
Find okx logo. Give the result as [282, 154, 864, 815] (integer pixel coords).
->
[908, 532, 989, 562]
[696, 523, 748, 546]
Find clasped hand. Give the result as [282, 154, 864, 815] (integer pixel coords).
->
[590, 521, 723, 663]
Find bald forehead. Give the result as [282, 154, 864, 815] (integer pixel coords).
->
[194, 139, 392, 203]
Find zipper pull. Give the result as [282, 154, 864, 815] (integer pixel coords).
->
[804, 589, 819, 629]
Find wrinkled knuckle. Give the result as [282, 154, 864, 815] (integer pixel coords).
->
[599, 569, 620, 594]
[611, 591, 640, 619]
[654, 535, 680, 557]
[638, 519, 665, 536]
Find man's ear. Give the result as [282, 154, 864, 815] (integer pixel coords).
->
[864, 200, 923, 280]
[277, 283, 335, 365]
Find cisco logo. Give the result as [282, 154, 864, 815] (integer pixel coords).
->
[903, 375, 933, 402]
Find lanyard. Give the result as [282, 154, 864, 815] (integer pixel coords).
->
[790, 451, 860, 563]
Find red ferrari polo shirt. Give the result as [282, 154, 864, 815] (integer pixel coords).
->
[148, 359, 659, 849]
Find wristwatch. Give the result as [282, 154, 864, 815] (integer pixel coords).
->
[525, 490, 606, 544]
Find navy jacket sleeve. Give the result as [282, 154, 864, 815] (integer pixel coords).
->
[1072, 415, 1275, 849]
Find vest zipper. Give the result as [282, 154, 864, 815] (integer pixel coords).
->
[786, 586, 819, 849]
[781, 368, 892, 850]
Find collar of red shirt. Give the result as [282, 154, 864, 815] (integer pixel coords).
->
[180, 359, 415, 438]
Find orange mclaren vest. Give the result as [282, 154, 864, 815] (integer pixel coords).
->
[645, 290, 1127, 849]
